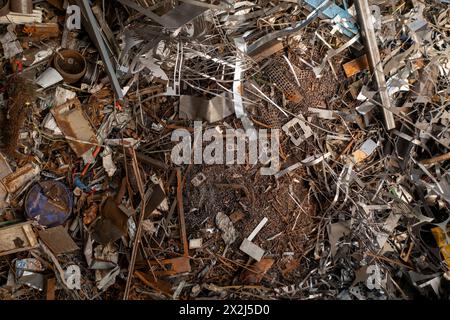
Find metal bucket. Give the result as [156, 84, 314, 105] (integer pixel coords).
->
[53, 50, 87, 84]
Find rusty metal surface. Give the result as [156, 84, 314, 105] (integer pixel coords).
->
[343, 54, 369, 78]
[50, 98, 98, 158]
[38, 226, 79, 255]
[0, 163, 40, 194]
[0, 0, 9, 16]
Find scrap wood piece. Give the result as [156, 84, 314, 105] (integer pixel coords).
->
[0, 153, 11, 211]
[0, 9, 42, 24]
[2, 75, 36, 156]
[0, 0, 8, 16]
[0, 221, 38, 256]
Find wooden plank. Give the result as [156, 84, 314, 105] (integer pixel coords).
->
[23, 224, 38, 247]
[0, 9, 42, 24]
[0, 221, 38, 256]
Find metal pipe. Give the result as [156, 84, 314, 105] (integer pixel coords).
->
[354, 0, 396, 131]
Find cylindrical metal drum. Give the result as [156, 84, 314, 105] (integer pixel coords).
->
[10, 0, 33, 14]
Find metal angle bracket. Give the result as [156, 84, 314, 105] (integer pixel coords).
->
[76, 0, 124, 101]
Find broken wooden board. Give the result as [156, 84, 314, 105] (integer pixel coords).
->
[0, 9, 42, 24]
[0, 153, 12, 212]
[0, 221, 38, 256]
[38, 226, 79, 255]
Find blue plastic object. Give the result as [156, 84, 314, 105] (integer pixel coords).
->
[25, 181, 73, 227]
[304, 0, 359, 37]
[74, 176, 90, 192]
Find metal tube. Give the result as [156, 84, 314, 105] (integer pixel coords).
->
[354, 0, 396, 130]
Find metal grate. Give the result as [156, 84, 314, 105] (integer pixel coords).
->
[258, 103, 283, 129]
[265, 55, 304, 104]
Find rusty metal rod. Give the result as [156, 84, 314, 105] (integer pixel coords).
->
[354, 0, 396, 131]
[123, 148, 147, 299]
[176, 169, 189, 256]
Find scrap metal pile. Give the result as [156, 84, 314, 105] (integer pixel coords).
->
[0, 0, 450, 300]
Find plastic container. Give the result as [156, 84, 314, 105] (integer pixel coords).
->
[25, 180, 73, 227]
